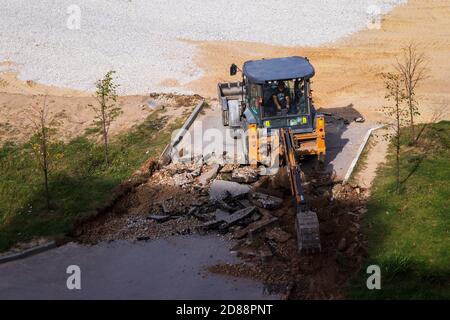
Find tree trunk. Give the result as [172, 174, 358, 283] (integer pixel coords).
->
[396, 132, 400, 193]
[101, 95, 109, 167]
[103, 127, 109, 167]
[396, 92, 401, 193]
[44, 167, 50, 210]
[409, 97, 415, 142]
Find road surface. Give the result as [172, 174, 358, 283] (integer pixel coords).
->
[0, 235, 277, 300]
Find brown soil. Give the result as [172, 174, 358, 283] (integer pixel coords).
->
[0, 78, 201, 145]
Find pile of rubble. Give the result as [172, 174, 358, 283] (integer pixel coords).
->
[76, 161, 289, 246]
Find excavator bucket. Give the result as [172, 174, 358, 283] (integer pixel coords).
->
[296, 207, 321, 253]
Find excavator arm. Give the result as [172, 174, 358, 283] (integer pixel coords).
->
[280, 129, 321, 253]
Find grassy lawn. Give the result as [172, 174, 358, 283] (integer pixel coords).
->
[349, 121, 450, 299]
[0, 110, 185, 252]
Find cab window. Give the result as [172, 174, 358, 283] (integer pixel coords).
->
[262, 79, 310, 117]
[247, 83, 263, 115]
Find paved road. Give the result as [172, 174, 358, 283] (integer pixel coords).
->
[0, 235, 277, 300]
[174, 102, 377, 180]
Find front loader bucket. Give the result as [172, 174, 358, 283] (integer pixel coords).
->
[296, 207, 321, 253]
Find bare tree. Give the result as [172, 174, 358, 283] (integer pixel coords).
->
[382, 73, 408, 193]
[89, 70, 122, 167]
[29, 95, 62, 209]
[395, 43, 428, 142]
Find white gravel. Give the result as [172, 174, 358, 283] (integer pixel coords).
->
[0, 0, 406, 94]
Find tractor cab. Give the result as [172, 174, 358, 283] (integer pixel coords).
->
[239, 56, 316, 132]
[219, 56, 325, 162]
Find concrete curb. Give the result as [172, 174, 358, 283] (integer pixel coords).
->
[343, 125, 385, 184]
[160, 99, 205, 165]
[0, 241, 57, 265]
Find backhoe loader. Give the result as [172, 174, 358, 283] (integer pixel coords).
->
[217, 56, 325, 252]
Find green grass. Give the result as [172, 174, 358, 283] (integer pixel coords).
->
[349, 121, 450, 299]
[0, 110, 185, 252]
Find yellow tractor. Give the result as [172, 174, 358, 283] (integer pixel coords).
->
[218, 56, 326, 252]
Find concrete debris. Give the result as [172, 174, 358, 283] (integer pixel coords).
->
[214, 209, 231, 222]
[265, 227, 291, 243]
[234, 216, 278, 239]
[190, 210, 211, 222]
[218, 206, 256, 228]
[220, 164, 239, 174]
[231, 166, 259, 184]
[126, 218, 147, 229]
[217, 200, 238, 212]
[235, 244, 273, 260]
[172, 172, 194, 187]
[146, 215, 173, 223]
[238, 199, 252, 208]
[209, 180, 251, 201]
[196, 220, 225, 233]
[164, 162, 201, 175]
[233, 246, 259, 258]
[199, 164, 220, 186]
[249, 192, 283, 209]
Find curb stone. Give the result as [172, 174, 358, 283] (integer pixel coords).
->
[0, 241, 57, 265]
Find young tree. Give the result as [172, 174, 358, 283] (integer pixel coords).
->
[29, 95, 62, 210]
[382, 73, 408, 193]
[90, 70, 122, 167]
[395, 43, 428, 142]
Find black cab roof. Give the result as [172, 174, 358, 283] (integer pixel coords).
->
[243, 56, 315, 84]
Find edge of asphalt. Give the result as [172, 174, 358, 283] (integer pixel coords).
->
[0, 241, 57, 265]
[343, 124, 385, 184]
[160, 99, 205, 165]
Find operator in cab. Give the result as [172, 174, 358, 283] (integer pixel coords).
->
[272, 81, 290, 115]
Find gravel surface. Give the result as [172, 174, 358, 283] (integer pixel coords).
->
[0, 0, 406, 94]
